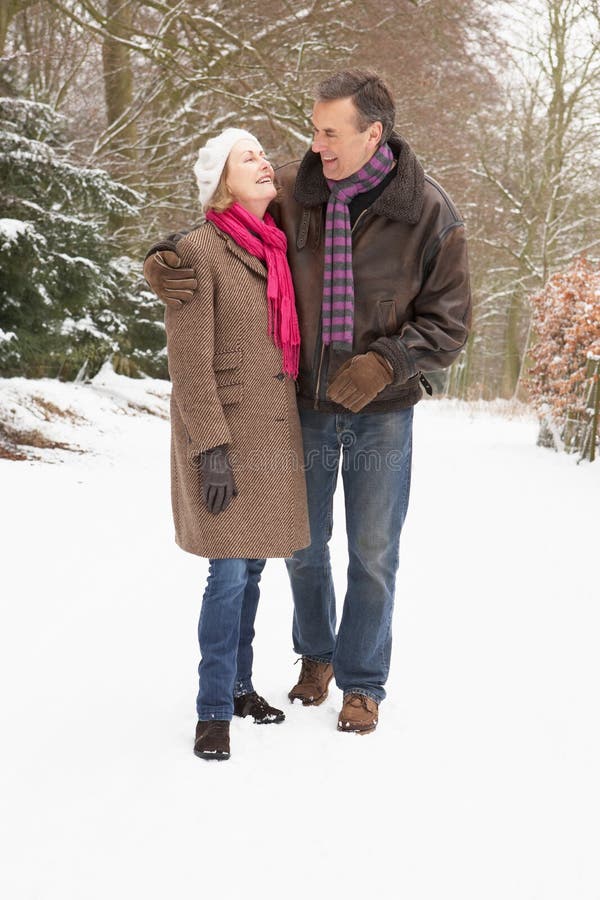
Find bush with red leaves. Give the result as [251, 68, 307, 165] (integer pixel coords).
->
[527, 258, 600, 456]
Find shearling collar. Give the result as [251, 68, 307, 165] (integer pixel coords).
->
[293, 132, 425, 224]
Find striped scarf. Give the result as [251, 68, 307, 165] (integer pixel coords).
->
[322, 143, 395, 348]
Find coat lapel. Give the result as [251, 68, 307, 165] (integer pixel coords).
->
[206, 221, 267, 280]
[224, 236, 267, 280]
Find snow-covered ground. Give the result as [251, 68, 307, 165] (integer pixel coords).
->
[1, 370, 599, 900]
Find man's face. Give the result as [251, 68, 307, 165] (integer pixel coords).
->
[310, 97, 382, 181]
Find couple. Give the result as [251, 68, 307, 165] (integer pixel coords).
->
[145, 68, 471, 761]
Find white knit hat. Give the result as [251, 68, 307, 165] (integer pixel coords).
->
[194, 127, 262, 209]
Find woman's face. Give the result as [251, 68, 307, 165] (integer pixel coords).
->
[225, 138, 276, 218]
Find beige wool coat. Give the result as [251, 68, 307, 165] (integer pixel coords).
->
[165, 221, 310, 559]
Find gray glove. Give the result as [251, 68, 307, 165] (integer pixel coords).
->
[199, 445, 238, 515]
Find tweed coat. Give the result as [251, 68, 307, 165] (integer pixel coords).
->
[164, 221, 310, 559]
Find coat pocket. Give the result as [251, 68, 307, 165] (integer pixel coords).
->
[377, 300, 397, 335]
[213, 348, 243, 387]
[216, 383, 243, 406]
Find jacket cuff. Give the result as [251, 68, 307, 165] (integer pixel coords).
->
[144, 234, 187, 262]
[185, 425, 232, 461]
[369, 337, 418, 386]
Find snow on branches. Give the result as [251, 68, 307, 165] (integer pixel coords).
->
[0, 96, 166, 381]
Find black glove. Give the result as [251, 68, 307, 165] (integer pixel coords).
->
[198, 445, 238, 515]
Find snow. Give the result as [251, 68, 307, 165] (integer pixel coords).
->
[55, 253, 102, 273]
[60, 314, 117, 343]
[0, 217, 34, 244]
[0, 328, 17, 344]
[1, 374, 599, 899]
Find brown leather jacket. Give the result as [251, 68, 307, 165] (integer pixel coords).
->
[271, 132, 472, 413]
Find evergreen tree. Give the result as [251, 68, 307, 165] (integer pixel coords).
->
[0, 96, 166, 379]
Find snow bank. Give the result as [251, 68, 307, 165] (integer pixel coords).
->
[0, 364, 169, 461]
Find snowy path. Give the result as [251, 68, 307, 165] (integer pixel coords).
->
[1, 377, 599, 900]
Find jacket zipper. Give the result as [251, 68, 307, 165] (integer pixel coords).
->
[419, 373, 433, 395]
[313, 342, 325, 409]
[351, 209, 369, 235]
[313, 209, 371, 409]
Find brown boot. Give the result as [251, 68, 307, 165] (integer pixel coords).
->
[337, 693, 379, 735]
[288, 657, 334, 706]
[194, 720, 230, 760]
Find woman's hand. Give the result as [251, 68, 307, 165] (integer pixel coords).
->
[198, 445, 238, 515]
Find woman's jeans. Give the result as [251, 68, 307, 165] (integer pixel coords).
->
[196, 557, 266, 720]
[285, 406, 413, 704]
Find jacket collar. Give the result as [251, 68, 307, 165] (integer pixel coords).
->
[292, 132, 425, 224]
[208, 221, 266, 279]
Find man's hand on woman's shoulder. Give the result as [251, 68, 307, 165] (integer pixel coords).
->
[143, 248, 198, 309]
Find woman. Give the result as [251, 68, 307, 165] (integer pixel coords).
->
[164, 128, 310, 761]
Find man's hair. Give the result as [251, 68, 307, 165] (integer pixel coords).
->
[315, 69, 396, 144]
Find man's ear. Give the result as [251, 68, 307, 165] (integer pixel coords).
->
[369, 121, 383, 147]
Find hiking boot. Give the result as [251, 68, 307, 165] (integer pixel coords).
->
[337, 693, 379, 735]
[233, 691, 285, 724]
[194, 720, 230, 760]
[288, 658, 334, 706]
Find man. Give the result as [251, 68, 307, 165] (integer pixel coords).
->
[144, 69, 471, 735]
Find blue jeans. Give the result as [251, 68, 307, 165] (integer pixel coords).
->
[285, 406, 413, 704]
[196, 557, 266, 720]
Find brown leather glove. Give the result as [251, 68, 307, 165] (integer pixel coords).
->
[143, 250, 198, 309]
[326, 351, 393, 412]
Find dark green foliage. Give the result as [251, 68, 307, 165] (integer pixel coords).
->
[0, 97, 167, 380]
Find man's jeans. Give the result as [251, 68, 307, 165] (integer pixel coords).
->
[285, 406, 413, 704]
[196, 557, 266, 720]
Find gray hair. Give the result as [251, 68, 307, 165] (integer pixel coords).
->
[315, 69, 396, 144]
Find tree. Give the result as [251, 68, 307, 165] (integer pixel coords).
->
[468, 0, 600, 398]
[0, 95, 165, 379]
[33, 1, 497, 237]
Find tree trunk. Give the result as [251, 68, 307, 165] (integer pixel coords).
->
[501, 291, 523, 397]
[101, 0, 137, 177]
[0, 1, 34, 58]
[100, 0, 137, 234]
[0, 3, 10, 57]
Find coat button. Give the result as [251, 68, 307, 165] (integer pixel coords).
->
[274, 372, 285, 381]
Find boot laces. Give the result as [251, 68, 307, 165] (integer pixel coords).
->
[346, 693, 371, 710]
[249, 692, 270, 714]
[299, 658, 322, 684]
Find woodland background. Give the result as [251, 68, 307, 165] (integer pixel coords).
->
[1, 0, 599, 416]
[2, 8, 599, 894]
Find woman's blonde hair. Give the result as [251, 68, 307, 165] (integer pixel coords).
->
[205, 163, 235, 213]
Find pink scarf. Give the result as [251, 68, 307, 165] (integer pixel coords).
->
[206, 202, 300, 379]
